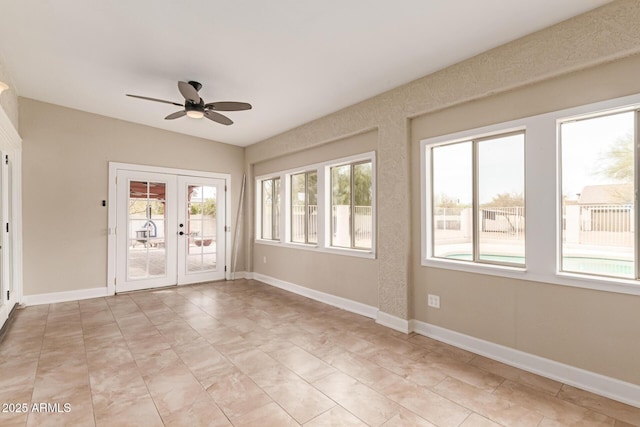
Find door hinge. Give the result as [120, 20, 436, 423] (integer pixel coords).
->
[6, 290, 9, 300]
[225, 225, 230, 232]
[5, 223, 8, 233]
[114, 277, 117, 285]
[4, 155, 8, 165]
[225, 185, 227, 192]
[224, 266, 227, 272]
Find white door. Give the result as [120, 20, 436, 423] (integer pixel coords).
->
[0, 151, 17, 328]
[116, 170, 178, 292]
[177, 176, 226, 284]
[115, 169, 226, 293]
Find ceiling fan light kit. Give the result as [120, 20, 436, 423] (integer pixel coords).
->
[186, 110, 204, 119]
[126, 80, 251, 126]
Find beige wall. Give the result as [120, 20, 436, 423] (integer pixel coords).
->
[20, 98, 245, 296]
[410, 54, 640, 385]
[252, 130, 378, 307]
[244, 0, 640, 386]
[11, 0, 640, 387]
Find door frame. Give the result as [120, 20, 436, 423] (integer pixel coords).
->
[0, 107, 22, 329]
[176, 175, 227, 285]
[107, 162, 231, 295]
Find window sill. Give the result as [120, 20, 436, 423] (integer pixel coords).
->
[255, 239, 376, 259]
[422, 257, 527, 279]
[421, 257, 640, 296]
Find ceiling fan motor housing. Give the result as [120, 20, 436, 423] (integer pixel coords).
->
[185, 98, 205, 114]
[188, 81, 203, 92]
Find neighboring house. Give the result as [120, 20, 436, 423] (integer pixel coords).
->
[577, 183, 634, 232]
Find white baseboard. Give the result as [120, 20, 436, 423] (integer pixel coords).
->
[412, 320, 640, 409]
[229, 271, 250, 280]
[376, 311, 410, 333]
[22, 287, 109, 306]
[251, 273, 378, 319]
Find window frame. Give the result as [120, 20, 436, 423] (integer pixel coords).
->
[420, 93, 640, 297]
[289, 170, 318, 245]
[255, 151, 376, 259]
[557, 107, 639, 280]
[258, 176, 280, 241]
[429, 130, 526, 268]
[329, 160, 373, 250]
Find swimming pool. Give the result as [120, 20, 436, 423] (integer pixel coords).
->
[445, 254, 634, 277]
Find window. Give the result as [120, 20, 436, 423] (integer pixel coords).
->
[290, 171, 318, 244]
[421, 94, 640, 294]
[256, 151, 375, 258]
[429, 131, 525, 267]
[260, 177, 280, 240]
[330, 161, 373, 250]
[560, 110, 637, 279]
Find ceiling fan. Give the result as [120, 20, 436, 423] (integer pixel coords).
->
[126, 81, 251, 125]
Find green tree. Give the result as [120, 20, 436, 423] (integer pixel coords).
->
[331, 163, 372, 206]
[190, 198, 216, 216]
[129, 200, 164, 217]
[597, 133, 633, 182]
[292, 172, 318, 206]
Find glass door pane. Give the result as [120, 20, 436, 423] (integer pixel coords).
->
[116, 170, 177, 292]
[177, 177, 225, 285]
[187, 184, 217, 273]
[127, 181, 167, 280]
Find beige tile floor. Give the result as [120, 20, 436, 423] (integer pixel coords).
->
[0, 279, 638, 427]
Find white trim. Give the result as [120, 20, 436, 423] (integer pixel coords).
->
[0, 107, 20, 150]
[252, 272, 378, 319]
[412, 320, 640, 409]
[108, 162, 232, 294]
[255, 238, 376, 259]
[420, 92, 640, 296]
[12, 149, 23, 305]
[0, 105, 22, 318]
[245, 272, 639, 408]
[376, 311, 410, 333]
[255, 151, 376, 258]
[23, 287, 109, 306]
[230, 271, 249, 280]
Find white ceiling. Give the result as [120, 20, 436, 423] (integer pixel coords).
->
[0, 0, 611, 147]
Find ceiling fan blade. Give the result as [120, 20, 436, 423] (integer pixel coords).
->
[165, 110, 187, 120]
[204, 110, 233, 125]
[205, 101, 252, 111]
[178, 81, 201, 103]
[126, 94, 183, 106]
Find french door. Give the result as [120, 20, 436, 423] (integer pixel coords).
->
[115, 168, 226, 293]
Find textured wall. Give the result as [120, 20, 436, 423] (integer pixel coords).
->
[410, 54, 640, 385]
[246, 0, 640, 320]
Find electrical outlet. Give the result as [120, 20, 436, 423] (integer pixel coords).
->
[427, 294, 440, 308]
